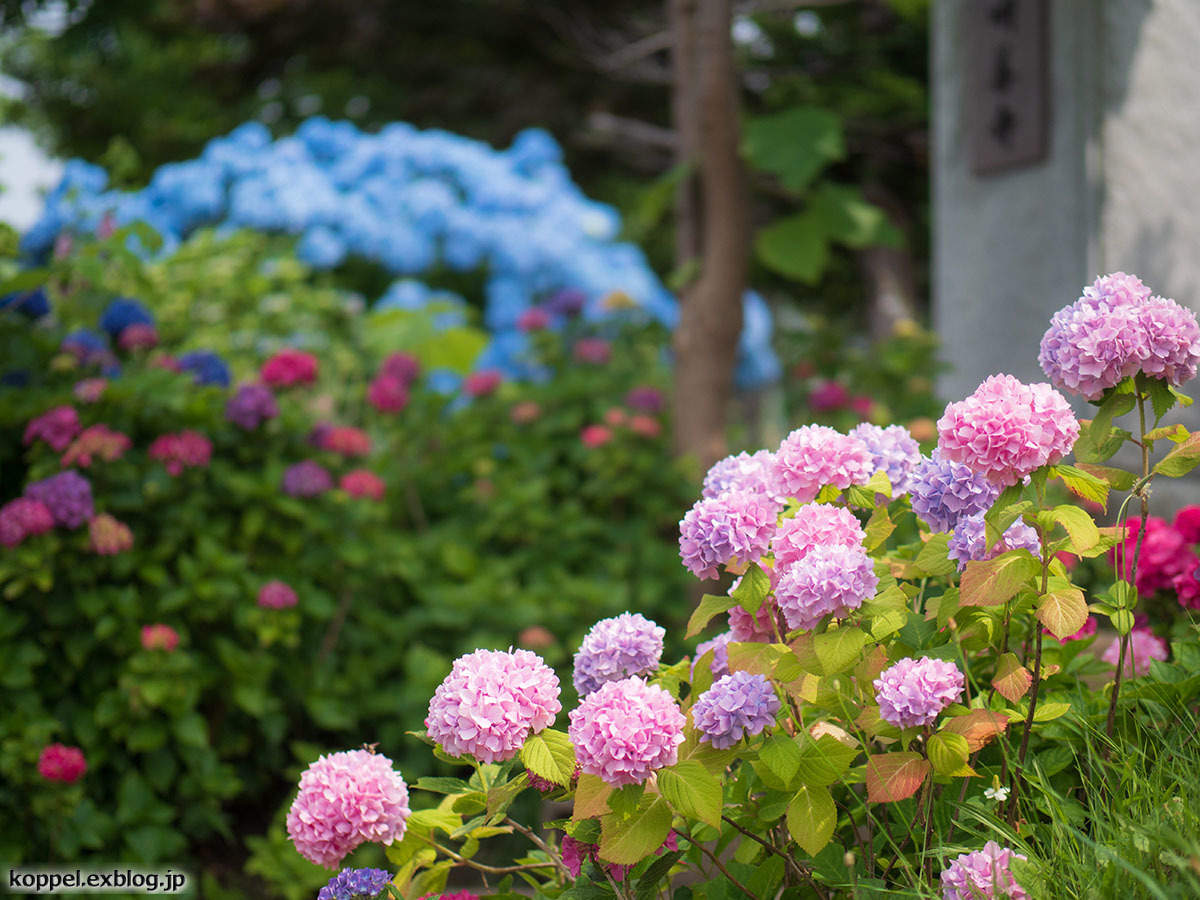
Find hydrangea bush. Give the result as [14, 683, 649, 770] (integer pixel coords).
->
[282, 273, 1200, 900]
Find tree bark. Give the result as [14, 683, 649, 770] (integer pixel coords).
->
[670, 0, 750, 475]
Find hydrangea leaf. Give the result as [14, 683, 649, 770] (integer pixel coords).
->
[486, 773, 529, 818]
[959, 550, 1040, 608]
[755, 213, 830, 285]
[862, 505, 896, 552]
[927, 732, 973, 777]
[686, 594, 737, 640]
[812, 627, 867, 676]
[732, 563, 771, 614]
[759, 734, 802, 787]
[865, 752, 929, 803]
[657, 760, 722, 828]
[573, 774, 612, 821]
[786, 784, 837, 856]
[1049, 464, 1109, 508]
[1075, 462, 1136, 491]
[1153, 433, 1200, 478]
[796, 734, 859, 787]
[1036, 588, 1088, 641]
[941, 709, 1009, 752]
[1049, 505, 1100, 553]
[742, 107, 845, 193]
[521, 729, 576, 787]
[993, 653, 1033, 703]
[912, 533, 956, 577]
[598, 796, 672, 866]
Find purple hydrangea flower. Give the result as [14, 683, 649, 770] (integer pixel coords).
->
[573, 612, 665, 696]
[679, 490, 778, 581]
[775, 544, 878, 631]
[1139, 294, 1200, 386]
[874, 657, 964, 729]
[318, 868, 394, 900]
[425, 648, 561, 763]
[693, 631, 733, 681]
[568, 677, 685, 787]
[702, 450, 780, 502]
[773, 425, 874, 502]
[25, 470, 93, 528]
[947, 512, 1041, 571]
[850, 423, 923, 495]
[909, 450, 1000, 533]
[940, 841, 1029, 900]
[773, 503, 865, 572]
[282, 460, 334, 497]
[225, 383, 279, 430]
[692, 671, 781, 749]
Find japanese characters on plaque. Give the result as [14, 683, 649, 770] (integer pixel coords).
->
[967, 0, 1047, 174]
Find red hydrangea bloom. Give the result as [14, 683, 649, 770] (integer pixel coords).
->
[261, 349, 319, 387]
[341, 469, 385, 500]
[581, 425, 613, 448]
[0, 498, 55, 547]
[24, 406, 81, 452]
[380, 352, 421, 385]
[38, 744, 87, 783]
[141, 624, 179, 652]
[89, 514, 134, 555]
[149, 431, 213, 476]
[368, 374, 409, 413]
[61, 425, 132, 468]
[1110, 516, 1197, 596]
[320, 426, 372, 457]
[258, 580, 298, 609]
[463, 369, 502, 397]
[1174, 505, 1200, 544]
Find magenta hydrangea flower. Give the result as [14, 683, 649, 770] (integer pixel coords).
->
[909, 450, 1000, 533]
[1110, 516, 1196, 596]
[772, 503, 865, 572]
[25, 470, 93, 528]
[463, 369, 503, 397]
[573, 337, 612, 365]
[775, 544, 878, 631]
[693, 631, 733, 681]
[773, 425, 874, 502]
[226, 383, 279, 430]
[380, 352, 421, 386]
[258, 580, 298, 609]
[702, 450, 781, 503]
[692, 671, 781, 749]
[874, 657, 965, 729]
[341, 469, 386, 501]
[940, 841, 1028, 900]
[0, 497, 55, 547]
[679, 490, 778, 581]
[946, 512, 1042, 572]
[426, 648, 561, 763]
[568, 677, 685, 787]
[1102, 628, 1168, 677]
[287, 749, 411, 869]
[148, 431, 213, 476]
[140, 623, 179, 652]
[850, 423, 922, 495]
[573, 612, 665, 696]
[625, 386, 665, 413]
[936, 374, 1078, 486]
[262, 348, 319, 387]
[37, 743, 87, 783]
[368, 374, 409, 414]
[23, 405, 81, 452]
[283, 460, 334, 497]
[1174, 505, 1200, 544]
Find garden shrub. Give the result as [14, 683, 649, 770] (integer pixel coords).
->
[0, 227, 692, 883]
[281, 272, 1200, 900]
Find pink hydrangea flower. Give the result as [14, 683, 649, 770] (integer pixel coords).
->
[368, 374, 409, 413]
[258, 580, 298, 609]
[702, 450, 780, 503]
[425, 648, 561, 763]
[1102, 628, 1168, 677]
[118, 324, 158, 351]
[340, 469, 386, 501]
[517, 308, 551, 331]
[728, 598, 779, 642]
[141, 624, 179, 652]
[679, 491, 778, 581]
[581, 425, 613, 448]
[629, 415, 661, 438]
[773, 425, 874, 502]
[874, 657, 964, 729]
[850, 423, 923, 495]
[772, 503, 865, 572]
[24, 406, 81, 452]
[940, 841, 1028, 900]
[73, 378, 108, 404]
[936, 374, 1078, 486]
[510, 401, 541, 424]
[775, 544, 878, 631]
[286, 749, 411, 868]
[148, 431, 212, 476]
[380, 352, 420, 386]
[573, 338, 612, 365]
[89, 514, 134, 555]
[261, 349, 319, 387]
[320, 426, 372, 457]
[568, 677, 685, 787]
[61, 425, 132, 468]
[808, 379, 849, 412]
[464, 369, 503, 397]
[37, 743, 87, 783]
[0, 498, 55, 548]
[603, 408, 627, 427]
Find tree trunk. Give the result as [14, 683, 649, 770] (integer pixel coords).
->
[670, 0, 750, 476]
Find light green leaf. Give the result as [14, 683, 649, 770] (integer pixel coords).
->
[657, 760, 723, 828]
[742, 107, 845, 192]
[786, 785, 837, 856]
[599, 797, 673, 866]
[732, 563, 771, 614]
[755, 214, 830, 284]
[687, 593, 737, 639]
[520, 729, 576, 787]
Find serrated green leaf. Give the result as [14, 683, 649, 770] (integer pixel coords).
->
[1050, 464, 1109, 508]
[959, 550, 1040, 608]
[732, 564, 771, 614]
[786, 785, 836, 856]
[813, 627, 867, 675]
[1154, 434, 1200, 478]
[687, 593, 737, 639]
[1049, 504, 1099, 552]
[760, 734, 802, 787]
[599, 797, 673, 866]
[657, 761, 723, 828]
[521, 729, 576, 787]
[912, 532, 956, 576]
[796, 735, 858, 787]
[1091, 387, 1137, 446]
[927, 732, 973, 777]
[1036, 588, 1088, 640]
[863, 505, 895, 552]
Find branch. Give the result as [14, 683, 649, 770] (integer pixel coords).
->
[721, 816, 828, 899]
[673, 829, 762, 900]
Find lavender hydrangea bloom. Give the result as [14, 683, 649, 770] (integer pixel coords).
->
[568, 677, 685, 787]
[425, 648, 561, 763]
[940, 841, 1029, 900]
[1139, 294, 1200, 386]
[692, 631, 733, 680]
[679, 490, 777, 581]
[692, 671, 781, 749]
[946, 512, 1041, 572]
[702, 450, 780, 502]
[318, 868, 394, 900]
[909, 450, 1000, 533]
[775, 544, 878, 631]
[282, 460, 333, 497]
[573, 612, 665, 696]
[25, 470, 94, 528]
[225, 383, 279, 430]
[874, 657, 964, 729]
[850, 423, 922, 495]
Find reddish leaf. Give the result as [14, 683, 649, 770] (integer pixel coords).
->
[993, 652, 1032, 703]
[1036, 588, 1088, 640]
[865, 752, 929, 803]
[942, 710, 1010, 752]
[959, 550, 1040, 608]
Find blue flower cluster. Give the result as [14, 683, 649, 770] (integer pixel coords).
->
[22, 117, 780, 387]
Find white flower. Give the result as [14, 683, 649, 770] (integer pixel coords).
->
[984, 785, 1010, 803]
